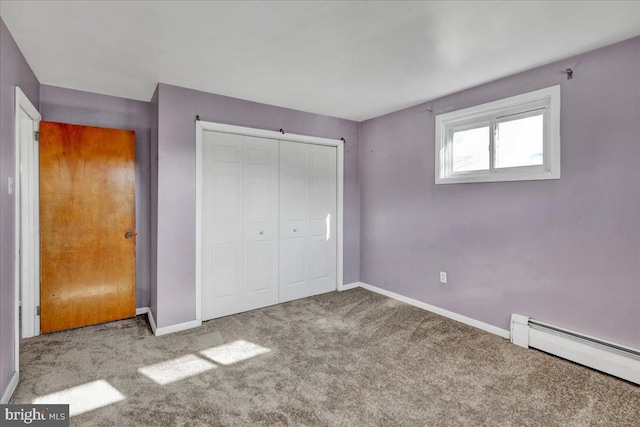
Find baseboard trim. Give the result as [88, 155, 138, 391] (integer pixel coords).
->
[146, 310, 202, 337]
[359, 282, 510, 339]
[136, 307, 149, 316]
[147, 310, 157, 335]
[1, 372, 19, 404]
[340, 282, 362, 291]
[153, 319, 202, 337]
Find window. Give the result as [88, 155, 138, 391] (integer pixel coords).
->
[435, 85, 560, 184]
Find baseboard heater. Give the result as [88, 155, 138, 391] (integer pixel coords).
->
[510, 314, 640, 385]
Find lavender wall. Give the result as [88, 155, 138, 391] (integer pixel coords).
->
[0, 17, 40, 398]
[39, 85, 152, 308]
[360, 37, 640, 349]
[155, 83, 360, 327]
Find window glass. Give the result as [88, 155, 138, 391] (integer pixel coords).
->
[452, 126, 490, 172]
[495, 114, 544, 168]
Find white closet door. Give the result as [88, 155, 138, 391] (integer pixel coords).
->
[243, 137, 279, 312]
[279, 141, 310, 303]
[279, 141, 337, 303]
[201, 132, 279, 320]
[202, 132, 244, 319]
[308, 144, 337, 296]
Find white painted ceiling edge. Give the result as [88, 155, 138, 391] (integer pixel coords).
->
[1, 1, 639, 121]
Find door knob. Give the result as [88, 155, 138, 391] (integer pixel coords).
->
[125, 232, 134, 239]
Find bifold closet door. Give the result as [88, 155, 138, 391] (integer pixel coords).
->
[279, 141, 337, 303]
[308, 144, 337, 296]
[201, 132, 279, 320]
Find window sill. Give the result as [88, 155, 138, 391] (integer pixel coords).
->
[436, 168, 560, 184]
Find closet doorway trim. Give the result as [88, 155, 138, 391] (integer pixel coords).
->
[195, 121, 345, 321]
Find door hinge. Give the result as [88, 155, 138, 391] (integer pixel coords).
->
[34, 131, 40, 141]
[36, 306, 40, 316]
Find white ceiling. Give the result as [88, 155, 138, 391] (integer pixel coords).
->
[2, 1, 639, 121]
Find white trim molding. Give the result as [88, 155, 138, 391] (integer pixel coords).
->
[146, 306, 201, 336]
[136, 307, 150, 316]
[359, 282, 510, 339]
[340, 282, 362, 291]
[15, 87, 42, 340]
[1, 372, 19, 404]
[9, 87, 42, 405]
[153, 320, 202, 337]
[195, 121, 342, 147]
[511, 314, 640, 385]
[147, 310, 157, 335]
[15, 86, 42, 343]
[195, 120, 345, 320]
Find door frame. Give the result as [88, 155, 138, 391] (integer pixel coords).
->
[14, 87, 42, 375]
[195, 121, 345, 321]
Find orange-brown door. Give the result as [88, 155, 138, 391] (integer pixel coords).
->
[39, 121, 136, 333]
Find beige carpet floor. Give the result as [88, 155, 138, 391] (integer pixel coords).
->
[11, 288, 640, 426]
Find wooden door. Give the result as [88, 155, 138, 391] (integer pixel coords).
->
[39, 122, 136, 333]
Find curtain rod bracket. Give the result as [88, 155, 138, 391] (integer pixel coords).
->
[279, 128, 285, 134]
[565, 68, 573, 80]
[425, 107, 433, 116]
[196, 115, 200, 121]
[341, 137, 346, 144]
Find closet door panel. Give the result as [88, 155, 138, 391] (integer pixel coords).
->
[202, 132, 245, 319]
[285, 237, 307, 283]
[279, 141, 310, 303]
[210, 244, 240, 297]
[308, 145, 337, 296]
[245, 240, 271, 292]
[244, 137, 279, 311]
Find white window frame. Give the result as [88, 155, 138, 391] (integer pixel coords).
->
[435, 85, 560, 184]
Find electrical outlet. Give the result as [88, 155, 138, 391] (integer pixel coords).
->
[439, 271, 447, 284]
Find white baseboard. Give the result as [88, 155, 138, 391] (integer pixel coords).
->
[145, 309, 201, 337]
[1, 372, 19, 404]
[147, 310, 157, 335]
[136, 307, 149, 316]
[153, 319, 202, 337]
[359, 282, 510, 339]
[339, 282, 362, 291]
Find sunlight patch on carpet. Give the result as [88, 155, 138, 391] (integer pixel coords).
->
[200, 340, 271, 365]
[138, 354, 216, 385]
[32, 379, 125, 417]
